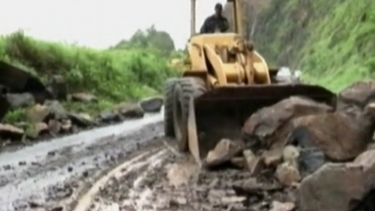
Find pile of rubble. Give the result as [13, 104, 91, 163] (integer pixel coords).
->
[0, 94, 163, 143]
[203, 79, 375, 211]
[0, 61, 164, 143]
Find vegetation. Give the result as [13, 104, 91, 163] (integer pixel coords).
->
[0, 26, 180, 118]
[225, 0, 375, 92]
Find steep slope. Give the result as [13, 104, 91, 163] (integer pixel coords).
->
[226, 0, 375, 92]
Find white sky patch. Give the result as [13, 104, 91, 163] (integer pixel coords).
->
[1, 0, 226, 50]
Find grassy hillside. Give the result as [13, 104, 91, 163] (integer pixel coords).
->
[241, 0, 375, 92]
[0, 31, 178, 114]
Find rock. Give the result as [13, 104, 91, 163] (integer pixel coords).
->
[26, 104, 51, 123]
[0, 94, 10, 121]
[243, 150, 263, 176]
[61, 119, 72, 132]
[28, 122, 49, 139]
[44, 100, 67, 120]
[270, 201, 295, 211]
[261, 148, 283, 167]
[117, 103, 144, 118]
[232, 177, 282, 193]
[5, 93, 35, 109]
[298, 147, 326, 176]
[48, 119, 61, 134]
[204, 139, 245, 168]
[283, 145, 299, 167]
[68, 113, 94, 127]
[290, 112, 373, 161]
[299, 149, 375, 211]
[99, 110, 121, 123]
[276, 162, 301, 187]
[139, 97, 163, 112]
[48, 75, 68, 100]
[0, 61, 52, 100]
[71, 93, 97, 103]
[230, 157, 245, 168]
[243, 96, 333, 148]
[337, 79, 375, 111]
[0, 124, 24, 140]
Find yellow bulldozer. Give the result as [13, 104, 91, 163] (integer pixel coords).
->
[163, 0, 335, 166]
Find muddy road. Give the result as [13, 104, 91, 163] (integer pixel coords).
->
[0, 112, 164, 211]
[0, 109, 294, 211]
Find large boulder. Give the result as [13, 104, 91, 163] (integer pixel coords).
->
[204, 139, 245, 168]
[139, 97, 163, 113]
[299, 149, 375, 211]
[117, 103, 144, 118]
[0, 61, 53, 102]
[337, 79, 375, 111]
[289, 111, 374, 161]
[6, 93, 35, 109]
[0, 124, 24, 140]
[26, 101, 67, 123]
[44, 100, 67, 120]
[68, 112, 95, 127]
[99, 110, 122, 123]
[26, 104, 51, 123]
[71, 93, 97, 103]
[242, 96, 333, 148]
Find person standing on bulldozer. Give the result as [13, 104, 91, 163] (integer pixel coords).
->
[200, 3, 229, 34]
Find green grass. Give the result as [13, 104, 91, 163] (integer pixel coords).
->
[0, 31, 179, 124]
[251, 0, 375, 92]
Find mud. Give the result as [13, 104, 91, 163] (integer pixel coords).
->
[0, 112, 163, 211]
[78, 140, 296, 211]
[1, 110, 295, 211]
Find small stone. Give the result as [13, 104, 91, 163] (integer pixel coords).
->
[243, 150, 263, 176]
[262, 148, 283, 166]
[230, 157, 245, 168]
[276, 162, 301, 187]
[270, 201, 295, 211]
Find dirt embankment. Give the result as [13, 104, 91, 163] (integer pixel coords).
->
[0, 61, 164, 148]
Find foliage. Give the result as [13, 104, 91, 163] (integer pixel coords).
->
[0, 30, 178, 106]
[112, 25, 175, 57]
[224, 0, 375, 92]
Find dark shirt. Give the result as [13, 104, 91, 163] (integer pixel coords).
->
[200, 14, 229, 34]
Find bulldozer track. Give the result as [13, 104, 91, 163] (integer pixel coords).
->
[73, 146, 169, 211]
[73, 139, 253, 211]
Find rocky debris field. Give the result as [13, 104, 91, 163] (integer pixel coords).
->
[77, 79, 375, 211]
[0, 61, 164, 146]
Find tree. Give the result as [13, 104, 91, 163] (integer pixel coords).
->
[112, 25, 175, 57]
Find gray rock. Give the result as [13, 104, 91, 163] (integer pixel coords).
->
[139, 97, 163, 113]
[6, 93, 35, 109]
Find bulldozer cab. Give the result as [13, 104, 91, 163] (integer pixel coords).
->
[163, 0, 336, 166]
[190, 0, 243, 37]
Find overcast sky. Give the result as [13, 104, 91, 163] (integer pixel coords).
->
[1, 0, 226, 49]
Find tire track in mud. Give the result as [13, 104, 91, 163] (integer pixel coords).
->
[79, 141, 252, 211]
[0, 119, 164, 211]
[73, 147, 168, 211]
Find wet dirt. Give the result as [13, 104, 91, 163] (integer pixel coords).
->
[78, 139, 299, 211]
[0, 112, 163, 211]
[0, 109, 297, 211]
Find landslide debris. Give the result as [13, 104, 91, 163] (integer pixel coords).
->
[96, 79, 375, 211]
[200, 79, 375, 210]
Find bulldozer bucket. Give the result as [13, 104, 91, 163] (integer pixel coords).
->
[187, 83, 336, 164]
